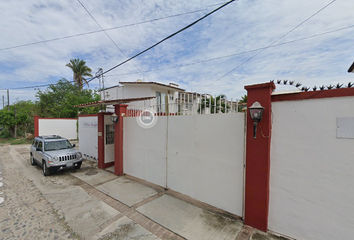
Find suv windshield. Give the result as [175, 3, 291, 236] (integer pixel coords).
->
[44, 140, 73, 151]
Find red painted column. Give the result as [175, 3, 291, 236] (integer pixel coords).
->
[114, 104, 128, 176]
[97, 112, 105, 169]
[244, 82, 275, 232]
[34, 116, 39, 137]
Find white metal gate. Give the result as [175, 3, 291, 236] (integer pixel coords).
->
[123, 94, 245, 216]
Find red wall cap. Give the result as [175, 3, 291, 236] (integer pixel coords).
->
[245, 82, 276, 91]
[78, 114, 98, 117]
[272, 87, 354, 102]
[37, 117, 78, 120]
[113, 104, 129, 107]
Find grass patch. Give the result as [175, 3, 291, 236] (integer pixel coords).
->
[0, 138, 32, 145]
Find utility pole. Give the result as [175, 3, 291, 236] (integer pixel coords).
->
[7, 89, 10, 110]
[96, 68, 104, 101]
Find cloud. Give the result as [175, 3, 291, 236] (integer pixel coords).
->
[0, 0, 354, 106]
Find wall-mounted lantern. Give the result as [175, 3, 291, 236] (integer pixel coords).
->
[249, 101, 265, 138]
[110, 113, 119, 129]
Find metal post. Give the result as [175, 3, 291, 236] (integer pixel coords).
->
[214, 95, 216, 114]
[199, 93, 201, 114]
[219, 95, 221, 113]
[96, 68, 104, 100]
[14, 108, 17, 138]
[209, 94, 211, 114]
[7, 89, 9, 110]
[225, 96, 227, 113]
[231, 98, 233, 113]
[165, 94, 169, 116]
[187, 94, 190, 115]
[226, 96, 228, 113]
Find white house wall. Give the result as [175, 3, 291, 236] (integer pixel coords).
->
[124, 85, 153, 99]
[38, 118, 77, 140]
[101, 86, 123, 101]
[78, 116, 98, 160]
[269, 96, 354, 240]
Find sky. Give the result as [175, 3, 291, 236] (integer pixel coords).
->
[0, 0, 354, 107]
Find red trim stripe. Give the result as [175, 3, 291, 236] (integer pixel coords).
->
[272, 87, 354, 102]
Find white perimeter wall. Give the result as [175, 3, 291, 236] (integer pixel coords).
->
[78, 116, 98, 160]
[38, 118, 77, 140]
[269, 96, 354, 240]
[124, 113, 245, 216]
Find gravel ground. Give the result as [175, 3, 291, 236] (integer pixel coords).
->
[0, 145, 79, 240]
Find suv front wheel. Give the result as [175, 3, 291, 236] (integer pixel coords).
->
[42, 161, 50, 176]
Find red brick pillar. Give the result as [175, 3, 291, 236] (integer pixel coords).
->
[114, 104, 128, 176]
[244, 82, 275, 232]
[34, 116, 39, 137]
[97, 112, 105, 169]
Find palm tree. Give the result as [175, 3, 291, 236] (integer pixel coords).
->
[66, 58, 93, 91]
[238, 94, 247, 112]
[239, 95, 247, 104]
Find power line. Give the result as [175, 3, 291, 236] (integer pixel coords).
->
[2, 22, 352, 91]
[0, 0, 236, 90]
[87, 0, 237, 83]
[0, 81, 74, 91]
[78, 0, 150, 81]
[0, 2, 226, 52]
[1, 0, 235, 90]
[104, 24, 354, 77]
[199, 0, 337, 91]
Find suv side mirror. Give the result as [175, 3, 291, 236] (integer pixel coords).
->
[72, 144, 76, 147]
[36, 147, 42, 152]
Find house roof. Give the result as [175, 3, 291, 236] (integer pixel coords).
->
[119, 81, 185, 91]
[182, 92, 211, 96]
[73, 96, 156, 108]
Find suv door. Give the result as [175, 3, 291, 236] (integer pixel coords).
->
[31, 140, 37, 160]
[35, 140, 44, 165]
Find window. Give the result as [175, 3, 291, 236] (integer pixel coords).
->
[106, 125, 114, 145]
[44, 140, 72, 151]
[37, 141, 43, 151]
[156, 91, 166, 113]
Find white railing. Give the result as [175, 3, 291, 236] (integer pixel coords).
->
[126, 93, 241, 117]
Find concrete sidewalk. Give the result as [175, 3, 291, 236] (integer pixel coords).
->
[70, 161, 245, 240]
[9, 144, 287, 240]
[69, 160, 287, 240]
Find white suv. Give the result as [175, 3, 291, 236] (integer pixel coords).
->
[30, 135, 83, 176]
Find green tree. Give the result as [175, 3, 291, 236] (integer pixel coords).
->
[239, 95, 247, 103]
[0, 100, 36, 138]
[66, 58, 93, 91]
[36, 78, 100, 118]
[238, 94, 247, 112]
[198, 94, 230, 114]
